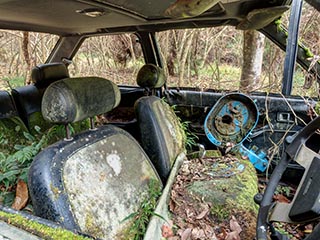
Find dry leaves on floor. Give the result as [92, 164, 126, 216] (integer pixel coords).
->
[11, 179, 28, 210]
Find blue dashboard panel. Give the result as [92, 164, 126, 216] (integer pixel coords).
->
[204, 93, 268, 171]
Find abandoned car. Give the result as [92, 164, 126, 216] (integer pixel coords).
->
[0, 0, 320, 239]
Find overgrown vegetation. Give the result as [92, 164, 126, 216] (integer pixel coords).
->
[179, 120, 198, 150]
[0, 120, 89, 206]
[120, 179, 162, 240]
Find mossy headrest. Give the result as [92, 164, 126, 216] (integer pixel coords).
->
[136, 64, 165, 89]
[32, 62, 70, 89]
[42, 77, 120, 123]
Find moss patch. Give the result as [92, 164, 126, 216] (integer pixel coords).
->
[188, 160, 258, 214]
[169, 152, 258, 239]
[0, 211, 90, 240]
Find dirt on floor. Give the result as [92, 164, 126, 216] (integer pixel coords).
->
[165, 153, 258, 240]
[162, 151, 318, 240]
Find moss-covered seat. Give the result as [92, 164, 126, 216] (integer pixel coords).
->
[28, 77, 161, 239]
[134, 64, 186, 184]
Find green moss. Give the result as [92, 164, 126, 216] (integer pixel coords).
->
[315, 102, 320, 115]
[0, 211, 90, 240]
[187, 159, 258, 222]
[304, 47, 314, 58]
[120, 179, 162, 240]
[84, 214, 102, 238]
[187, 150, 221, 159]
[274, 18, 282, 31]
[205, 150, 221, 158]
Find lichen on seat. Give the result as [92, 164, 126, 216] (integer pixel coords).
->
[28, 76, 162, 239]
[135, 64, 186, 184]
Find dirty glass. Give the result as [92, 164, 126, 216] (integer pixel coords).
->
[156, 4, 319, 98]
[70, 34, 144, 86]
[0, 30, 58, 91]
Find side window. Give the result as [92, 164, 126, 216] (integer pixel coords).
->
[156, 4, 319, 98]
[69, 34, 144, 86]
[156, 27, 242, 91]
[0, 30, 58, 90]
[291, 2, 319, 97]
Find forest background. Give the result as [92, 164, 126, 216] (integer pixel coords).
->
[0, 3, 319, 97]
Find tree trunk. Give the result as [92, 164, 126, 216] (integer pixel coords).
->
[22, 31, 31, 85]
[240, 30, 265, 92]
[178, 30, 195, 86]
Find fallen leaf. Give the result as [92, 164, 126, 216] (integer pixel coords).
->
[273, 194, 290, 203]
[169, 199, 176, 212]
[229, 216, 242, 234]
[168, 237, 180, 240]
[162, 223, 174, 238]
[225, 231, 241, 240]
[181, 228, 192, 240]
[218, 227, 228, 239]
[196, 206, 209, 220]
[191, 227, 206, 239]
[12, 179, 28, 210]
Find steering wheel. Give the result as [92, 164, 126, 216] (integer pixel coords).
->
[256, 116, 320, 240]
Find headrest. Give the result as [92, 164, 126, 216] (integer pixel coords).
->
[136, 64, 165, 89]
[32, 63, 69, 89]
[42, 77, 120, 123]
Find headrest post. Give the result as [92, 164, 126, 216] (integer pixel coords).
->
[89, 117, 97, 131]
[64, 124, 73, 141]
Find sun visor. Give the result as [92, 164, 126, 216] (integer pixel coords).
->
[164, 0, 220, 18]
[237, 5, 290, 30]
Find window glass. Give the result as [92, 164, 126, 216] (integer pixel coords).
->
[69, 34, 144, 86]
[291, 2, 320, 97]
[0, 30, 58, 90]
[156, 6, 319, 98]
[156, 27, 242, 91]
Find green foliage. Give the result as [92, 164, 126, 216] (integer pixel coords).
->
[121, 179, 162, 240]
[315, 102, 320, 115]
[0, 125, 47, 191]
[273, 222, 293, 239]
[179, 120, 198, 150]
[0, 119, 90, 205]
[275, 185, 291, 198]
[2, 76, 25, 90]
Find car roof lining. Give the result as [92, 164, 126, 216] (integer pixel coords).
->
[0, 0, 291, 36]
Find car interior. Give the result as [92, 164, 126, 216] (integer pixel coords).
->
[0, 0, 320, 239]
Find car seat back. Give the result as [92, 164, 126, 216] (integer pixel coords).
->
[28, 77, 161, 239]
[135, 64, 185, 183]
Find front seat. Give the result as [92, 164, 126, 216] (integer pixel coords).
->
[28, 77, 161, 239]
[134, 64, 186, 184]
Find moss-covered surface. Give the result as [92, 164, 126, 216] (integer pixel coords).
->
[117, 179, 162, 240]
[0, 211, 90, 240]
[188, 160, 259, 216]
[169, 150, 259, 239]
[314, 102, 320, 115]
